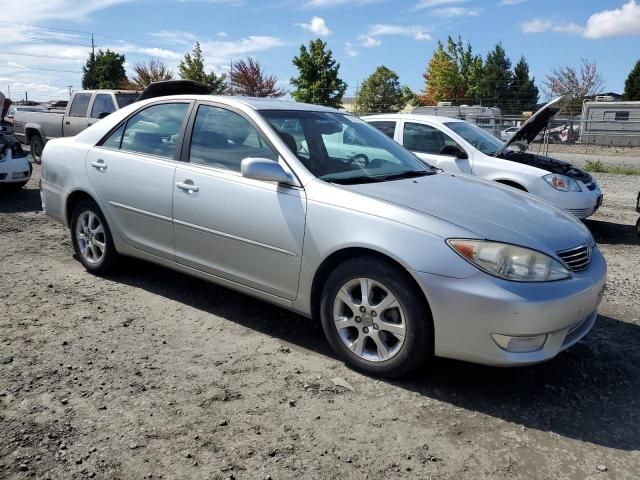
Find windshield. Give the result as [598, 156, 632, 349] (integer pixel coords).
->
[445, 122, 504, 156]
[262, 110, 433, 184]
[115, 94, 139, 109]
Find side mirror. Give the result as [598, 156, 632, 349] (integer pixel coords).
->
[439, 145, 468, 159]
[98, 111, 111, 119]
[241, 158, 295, 185]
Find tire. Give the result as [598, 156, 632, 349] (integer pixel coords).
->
[30, 134, 45, 164]
[70, 199, 117, 274]
[636, 217, 640, 238]
[3, 181, 28, 191]
[320, 256, 433, 378]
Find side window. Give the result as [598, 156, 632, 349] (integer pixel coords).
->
[90, 94, 116, 119]
[404, 122, 460, 155]
[117, 103, 189, 158]
[68, 93, 92, 118]
[102, 123, 125, 149]
[189, 105, 277, 172]
[369, 121, 397, 139]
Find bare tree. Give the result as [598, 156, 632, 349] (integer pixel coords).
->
[228, 57, 285, 98]
[542, 58, 605, 116]
[121, 59, 174, 90]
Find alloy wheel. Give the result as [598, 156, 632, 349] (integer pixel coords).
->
[75, 210, 106, 265]
[333, 277, 406, 362]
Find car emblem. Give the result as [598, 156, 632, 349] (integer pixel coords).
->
[363, 314, 373, 327]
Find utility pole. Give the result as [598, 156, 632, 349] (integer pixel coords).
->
[7, 85, 10, 100]
[25, 91, 28, 102]
[68, 86, 73, 98]
[91, 34, 95, 57]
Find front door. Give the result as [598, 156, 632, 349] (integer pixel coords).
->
[402, 121, 472, 174]
[65, 92, 93, 136]
[86, 101, 191, 259]
[173, 103, 306, 300]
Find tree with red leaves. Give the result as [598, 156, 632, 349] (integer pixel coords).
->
[228, 57, 285, 98]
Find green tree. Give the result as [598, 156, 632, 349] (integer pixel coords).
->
[623, 60, 640, 101]
[178, 42, 226, 94]
[81, 50, 98, 89]
[290, 39, 347, 108]
[82, 49, 126, 89]
[401, 85, 420, 108]
[509, 56, 539, 114]
[478, 43, 513, 112]
[355, 66, 405, 114]
[419, 36, 482, 105]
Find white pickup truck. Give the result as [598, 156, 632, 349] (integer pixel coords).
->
[13, 90, 139, 163]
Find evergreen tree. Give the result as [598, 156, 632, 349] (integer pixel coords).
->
[355, 66, 405, 114]
[478, 43, 513, 112]
[178, 42, 226, 94]
[290, 39, 347, 108]
[81, 50, 98, 89]
[623, 60, 640, 101]
[509, 56, 539, 114]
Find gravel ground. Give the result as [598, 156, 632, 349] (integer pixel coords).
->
[1, 166, 639, 480]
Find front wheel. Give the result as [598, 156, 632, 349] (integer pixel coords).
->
[30, 134, 45, 164]
[70, 199, 117, 274]
[320, 257, 433, 378]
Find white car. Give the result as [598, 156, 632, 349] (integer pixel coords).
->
[0, 134, 31, 190]
[363, 95, 603, 219]
[500, 126, 519, 141]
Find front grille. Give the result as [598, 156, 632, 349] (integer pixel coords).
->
[557, 243, 591, 272]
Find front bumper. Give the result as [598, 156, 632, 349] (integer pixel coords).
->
[411, 247, 607, 366]
[529, 178, 603, 219]
[0, 154, 31, 183]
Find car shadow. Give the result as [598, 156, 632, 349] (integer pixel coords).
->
[585, 219, 639, 246]
[0, 185, 42, 213]
[107, 257, 640, 452]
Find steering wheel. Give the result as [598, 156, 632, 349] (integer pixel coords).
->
[347, 153, 369, 167]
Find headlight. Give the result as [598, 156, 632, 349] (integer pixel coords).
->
[543, 174, 581, 192]
[447, 239, 571, 282]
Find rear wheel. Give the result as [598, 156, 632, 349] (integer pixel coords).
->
[30, 134, 44, 164]
[320, 257, 432, 378]
[70, 199, 117, 274]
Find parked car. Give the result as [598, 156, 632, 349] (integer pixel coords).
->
[500, 126, 518, 141]
[0, 133, 31, 190]
[40, 94, 606, 377]
[13, 89, 140, 163]
[363, 95, 603, 220]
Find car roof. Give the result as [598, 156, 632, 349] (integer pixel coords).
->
[361, 113, 465, 125]
[140, 94, 342, 113]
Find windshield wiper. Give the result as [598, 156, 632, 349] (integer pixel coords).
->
[327, 176, 386, 185]
[377, 170, 434, 181]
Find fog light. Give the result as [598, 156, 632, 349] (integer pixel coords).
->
[491, 333, 548, 353]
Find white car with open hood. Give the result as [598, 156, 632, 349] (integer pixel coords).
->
[363, 95, 603, 219]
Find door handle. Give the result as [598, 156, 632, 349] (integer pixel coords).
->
[65, 120, 70, 125]
[176, 181, 199, 193]
[90, 159, 107, 170]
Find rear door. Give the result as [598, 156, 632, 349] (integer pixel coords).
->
[64, 93, 93, 136]
[400, 121, 472, 174]
[85, 101, 192, 259]
[367, 120, 398, 141]
[172, 102, 306, 300]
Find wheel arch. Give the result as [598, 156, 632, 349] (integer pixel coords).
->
[65, 189, 100, 227]
[310, 247, 433, 326]
[24, 125, 45, 144]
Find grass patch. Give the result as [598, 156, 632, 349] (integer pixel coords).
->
[584, 159, 640, 175]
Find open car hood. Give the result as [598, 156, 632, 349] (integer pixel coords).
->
[493, 94, 572, 157]
[137, 80, 212, 101]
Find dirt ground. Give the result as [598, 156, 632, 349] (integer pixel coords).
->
[1, 166, 639, 480]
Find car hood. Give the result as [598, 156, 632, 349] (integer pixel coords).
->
[497, 150, 593, 183]
[494, 94, 572, 157]
[342, 173, 591, 254]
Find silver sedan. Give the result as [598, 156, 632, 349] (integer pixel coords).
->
[40, 95, 606, 377]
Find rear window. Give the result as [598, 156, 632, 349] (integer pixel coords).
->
[68, 93, 92, 117]
[116, 94, 139, 108]
[368, 121, 397, 139]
